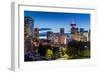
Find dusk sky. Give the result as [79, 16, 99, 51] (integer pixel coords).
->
[24, 11, 90, 34]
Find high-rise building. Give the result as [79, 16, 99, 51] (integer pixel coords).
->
[70, 22, 78, 34]
[53, 33, 60, 45]
[47, 31, 67, 47]
[71, 32, 80, 41]
[59, 34, 67, 45]
[59, 28, 67, 46]
[60, 28, 65, 34]
[47, 31, 53, 40]
[33, 28, 40, 47]
[82, 31, 89, 42]
[24, 16, 34, 53]
[70, 21, 80, 41]
[24, 16, 34, 36]
[80, 29, 89, 42]
[33, 28, 39, 38]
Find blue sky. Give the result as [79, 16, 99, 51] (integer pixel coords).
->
[24, 11, 90, 33]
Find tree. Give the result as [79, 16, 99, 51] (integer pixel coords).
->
[45, 49, 53, 60]
[53, 47, 60, 59]
[66, 40, 82, 58]
[66, 40, 90, 59]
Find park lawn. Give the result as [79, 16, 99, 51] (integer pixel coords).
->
[80, 49, 90, 58]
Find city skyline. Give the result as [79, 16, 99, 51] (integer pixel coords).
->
[24, 11, 90, 33]
[24, 11, 91, 61]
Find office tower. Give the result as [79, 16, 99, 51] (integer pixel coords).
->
[59, 28, 67, 45]
[33, 28, 40, 47]
[24, 16, 34, 53]
[59, 34, 67, 45]
[80, 29, 89, 42]
[47, 31, 53, 40]
[24, 16, 34, 36]
[70, 23, 77, 34]
[60, 28, 65, 34]
[33, 28, 39, 39]
[70, 21, 80, 41]
[53, 33, 60, 45]
[82, 31, 89, 42]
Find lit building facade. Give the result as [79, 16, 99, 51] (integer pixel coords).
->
[81, 31, 89, 42]
[70, 22, 80, 41]
[24, 16, 34, 36]
[47, 31, 53, 41]
[33, 28, 39, 39]
[79, 28, 89, 42]
[46, 28, 67, 47]
[59, 34, 67, 45]
[24, 16, 34, 53]
[33, 28, 40, 47]
[70, 23, 89, 42]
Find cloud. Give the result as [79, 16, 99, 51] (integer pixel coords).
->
[39, 28, 52, 31]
